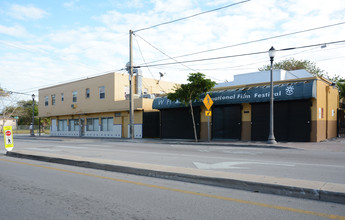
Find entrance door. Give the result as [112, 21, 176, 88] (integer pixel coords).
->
[212, 105, 241, 140]
[286, 100, 311, 141]
[161, 108, 200, 139]
[251, 100, 311, 142]
[143, 112, 160, 138]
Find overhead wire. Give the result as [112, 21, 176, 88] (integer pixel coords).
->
[9, 39, 345, 94]
[135, 33, 198, 72]
[140, 21, 345, 65]
[138, 40, 345, 68]
[133, 0, 251, 33]
[134, 33, 222, 81]
[133, 36, 166, 93]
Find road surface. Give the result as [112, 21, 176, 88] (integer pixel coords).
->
[1, 155, 344, 220]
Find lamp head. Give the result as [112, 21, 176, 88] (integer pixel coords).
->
[32, 94, 35, 99]
[268, 46, 276, 59]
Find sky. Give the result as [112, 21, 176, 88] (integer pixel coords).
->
[1, 0, 345, 102]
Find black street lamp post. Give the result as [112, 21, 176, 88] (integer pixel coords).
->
[267, 46, 277, 144]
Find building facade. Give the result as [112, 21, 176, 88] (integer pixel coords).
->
[152, 70, 339, 142]
[38, 72, 177, 138]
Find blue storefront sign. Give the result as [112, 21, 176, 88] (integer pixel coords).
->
[153, 80, 316, 109]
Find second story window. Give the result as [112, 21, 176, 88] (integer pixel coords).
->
[72, 91, 77, 103]
[45, 96, 48, 106]
[51, 95, 56, 105]
[86, 88, 90, 98]
[61, 93, 64, 102]
[99, 86, 105, 99]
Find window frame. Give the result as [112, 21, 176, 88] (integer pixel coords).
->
[101, 117, 113, 131]
[69, 119, 79, 131]
[72, 91, 78, 103]
[87, 118, 99, 131]
[99, 86, 105, 99]
[51, 94, 56, 105]
[86, 88, 90, 99]
[45, 96, 49, 106]
[58, 119, 68, 131]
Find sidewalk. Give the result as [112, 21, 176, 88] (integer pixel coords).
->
[5, 136, 345, 204]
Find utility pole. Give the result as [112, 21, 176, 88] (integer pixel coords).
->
[129, 30, 134, 139]
[31, 94, 35, 137]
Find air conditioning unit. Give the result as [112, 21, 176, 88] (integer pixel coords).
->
[125, 94, 140, 100]
[142, 94, 155, 99]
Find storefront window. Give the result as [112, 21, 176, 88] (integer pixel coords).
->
[87, 118, 99, 131]
[58, 120, 68, 131]
[101, 117, 113, 131]
[69, 119, 79, 131]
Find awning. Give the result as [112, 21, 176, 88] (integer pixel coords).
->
[153, 80, 316, 109]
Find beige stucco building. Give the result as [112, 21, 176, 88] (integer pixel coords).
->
[153, 70, 339, 142]
[38, 71, 177, 138]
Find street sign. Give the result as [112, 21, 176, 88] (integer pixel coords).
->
[205, 110, 212, 117]
[203, 94, 213, 110]
[3, 126, 14, 151]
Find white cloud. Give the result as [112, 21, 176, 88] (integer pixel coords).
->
[7, 4, 48, 20]
[1, 0, 345, 96]
[151, 0, 194, 13]
[63, 0, 81, 9]
[0, 25, 30, 38]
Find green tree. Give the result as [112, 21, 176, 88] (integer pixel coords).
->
[258, 58, 328, 78]
[337, 80, 345, 101]
[167, 73, 216, 142]
[1, 100, 38, 125]
[16, 100, 39, 125]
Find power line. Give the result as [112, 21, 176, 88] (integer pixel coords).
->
[135, 34, 221, 81]
[134, 36, 166, 92]
[133, 0, 251, 33]
[141, 21, 345, 65]
[6, 91, 32, 96]
[138, 40, 345, 68]
[135, 34, 197, 72]
[191, 48, 320, 71]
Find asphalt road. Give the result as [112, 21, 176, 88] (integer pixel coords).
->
[1, 155, 344, 220]
[7, 137, 345, 184]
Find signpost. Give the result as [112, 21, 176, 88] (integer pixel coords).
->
[3, 126, 14, 151]
[203, 94, 213, 142]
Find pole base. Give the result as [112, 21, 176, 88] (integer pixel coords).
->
[267, 139, 277, 144]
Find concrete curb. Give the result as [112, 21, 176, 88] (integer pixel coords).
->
[13, 136, 293, 149]
[6, 151, 345, 204]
